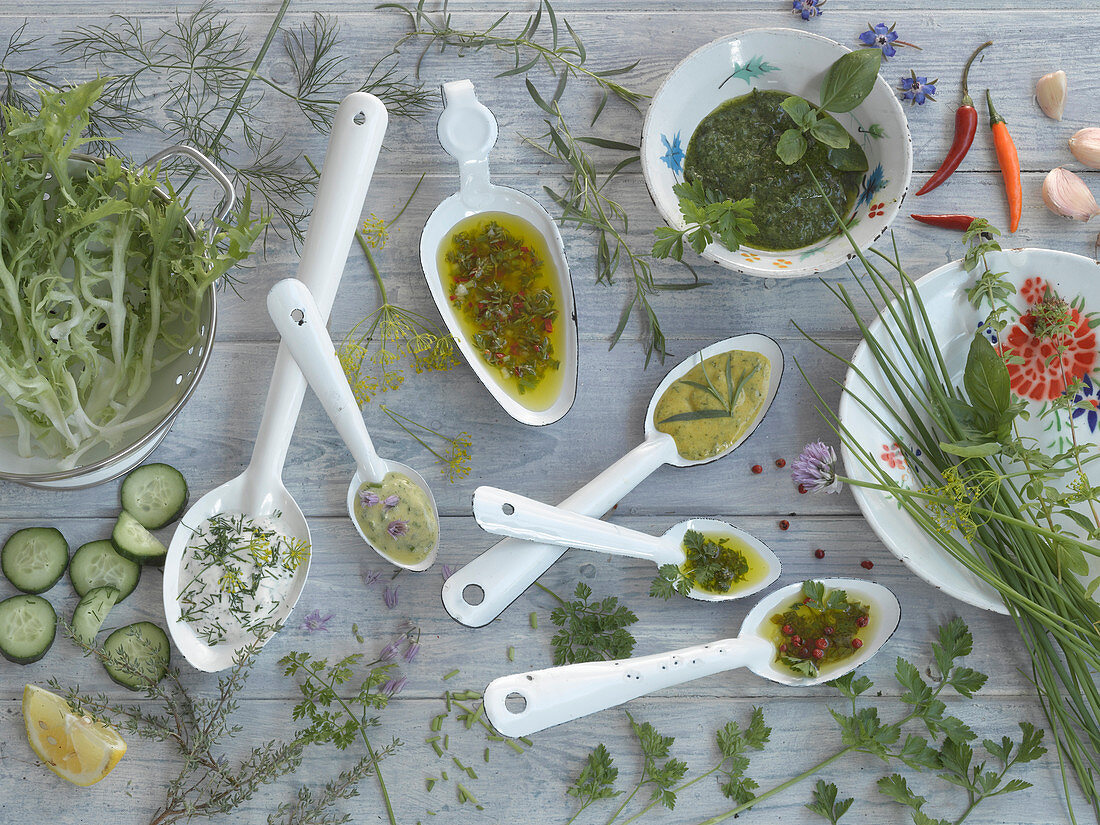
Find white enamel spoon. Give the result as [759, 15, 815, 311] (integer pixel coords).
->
[485, 578, 901, 738]
[267, 277, 439, 571]
[162, 93, 388, 672]
[442, 333, 784, 627]
[420, 79, 578, 426]
[471, 486, 780, 602]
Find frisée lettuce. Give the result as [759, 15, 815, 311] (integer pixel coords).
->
[0, 79, 261, 466]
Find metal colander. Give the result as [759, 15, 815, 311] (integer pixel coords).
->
[0, 145, 234, 489]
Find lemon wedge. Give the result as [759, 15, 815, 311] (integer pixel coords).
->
[22, 684, 126, 786]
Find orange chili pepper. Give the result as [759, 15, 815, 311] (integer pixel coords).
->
[986, 89, 1021, 232]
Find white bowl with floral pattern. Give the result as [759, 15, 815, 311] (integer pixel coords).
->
[641, 28, 913, 278]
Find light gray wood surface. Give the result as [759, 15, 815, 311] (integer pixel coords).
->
[0, 2, 1095, 823]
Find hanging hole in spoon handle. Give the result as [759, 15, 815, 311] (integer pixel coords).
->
[484, 636, 768, 738]
[437, 79, 497, 210]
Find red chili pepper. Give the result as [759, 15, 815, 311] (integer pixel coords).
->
[910, 213, 978, 232]
[916, 41, 992, 196]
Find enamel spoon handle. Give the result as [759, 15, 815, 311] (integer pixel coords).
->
[472, 486, 681, 566]
[267, 278, 389, 483]
[248, 93, 388, 485]
[484, 636, 771, 738]
[443, 435, 676, 627]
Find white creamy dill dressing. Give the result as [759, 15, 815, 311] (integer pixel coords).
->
[177, 512, 309, 649]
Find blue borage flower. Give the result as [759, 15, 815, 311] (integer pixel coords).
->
[1071, 374, 1100, 433]
[660, 132, 684, 175]
[858, 22, 921, 60]
[900, 71, 938, 106]
[792, 0, 824, 20]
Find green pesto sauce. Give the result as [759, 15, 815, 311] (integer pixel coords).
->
[767, 588, 870, 677]
[684, 89, 861, 251]
[354, 472, 438, 566]
[653, 350, 771, 462]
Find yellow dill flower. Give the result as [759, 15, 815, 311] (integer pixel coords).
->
[249, 533, 273, 565]
[285, 537, 311, 572]
[362, 214, 390, 249]
[219, 566, 244, 594]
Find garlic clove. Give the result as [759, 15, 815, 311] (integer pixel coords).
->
[1035, 70, 1067, 121]
[1069, 128, 1100, 170]
[1042, 167, 1100, 222]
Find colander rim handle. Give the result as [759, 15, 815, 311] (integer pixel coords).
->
[142, 145, 236, 225]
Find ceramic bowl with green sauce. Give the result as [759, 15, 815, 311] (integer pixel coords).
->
[641, 28, 912, 278]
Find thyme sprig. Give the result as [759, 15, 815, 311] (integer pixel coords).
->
[1, 3, 430, 243]
[56, 633, 400, 825]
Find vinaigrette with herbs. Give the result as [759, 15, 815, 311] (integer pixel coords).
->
[767, 581, 871, 678]
[439, 212, 564, 410]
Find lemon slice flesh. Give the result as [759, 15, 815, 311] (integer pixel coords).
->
[22, 684, 126, 786]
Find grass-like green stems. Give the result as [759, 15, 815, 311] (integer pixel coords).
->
[798, 169, 1100, 824]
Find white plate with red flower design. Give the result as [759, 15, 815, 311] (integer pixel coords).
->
[839, 248, 1100, 614]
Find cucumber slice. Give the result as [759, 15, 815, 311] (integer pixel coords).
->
[2, 527, 69, 594]
[0, 595, 57, 664]
[71, 586, 120, 648]
[120, 463, 189, 530]
[102, 622, 171, 690]
[70, 540, 141, 601]
[111, 511, 167, 565]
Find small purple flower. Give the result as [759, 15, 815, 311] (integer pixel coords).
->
[387, 520, 409, 538]
[404, 641, 420, 663]
[859, 22, 899, 58]
[899, 72, 937, 106]
[1071, 374, 1100, 433]
[441, 564, 455, 581]
[383, 585, 399, 609]
[363, 570, 383, 588]
[380, 638, 403, 662]
[360, 490, 381, 507]
[381, 675, 408, 697]
[382, 494, 400, 511]
[302, 609, 334, 634]
[791, 441, 843, 494]
[792, 0, 824, 20]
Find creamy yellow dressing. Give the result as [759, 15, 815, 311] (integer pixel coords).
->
[354, 472, 437, 566]
[654, 350, 771, 461]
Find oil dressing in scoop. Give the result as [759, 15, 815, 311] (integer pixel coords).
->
[653, 349, 771, 461]
[354, 472, 439, 566]
[438, 212, 565, 410]
[766, 581, 871, 678]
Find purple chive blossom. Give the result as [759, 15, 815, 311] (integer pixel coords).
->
[441, 564, 455, 581]
[404, 641, 421, 663]
[791, 441, 843, 494]
[382, 494, 400, 511]
[380, 638, 403, 662]
[360, 490, 381, 507]
[792, 0, 824, 20]
[859, 22, 900, 58]
[381, 675, 408, 697]
[302, 609, 334, 634]
[899, 72, 937, 106]
[387, 520, 409, 538]
[363, 570, 383, 588]
[383, 585, 399, 609]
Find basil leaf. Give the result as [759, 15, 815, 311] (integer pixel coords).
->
[809, 117, 850, 150]
[780, 95, 815, 129]
[963, 333, 1010, 419]
[818, 49, 883, 113]
[776, 129, 808, 165]
[825, 142, 868, 172]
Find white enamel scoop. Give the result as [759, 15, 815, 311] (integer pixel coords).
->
[442, 333, 784, 627]
[162, 93, 388, 672]
[420, 79, 578, 426]
[267, 277, 439, 571]
[485, 578, 901, 738]
[472, 486, 780, 602]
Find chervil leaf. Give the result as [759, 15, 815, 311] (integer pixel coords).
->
[567, 743, 621, 806]
[947, 666, 987, 698]
[805, 780, 854, 824]
[549, 583, 637, 664]
[896, 734, 941, 771]
[895, 658, 932, 706]
[877, 774, 926, 810]
[932, 618, 973, 676]
[1014, 721, 1047, 763]
[913, 811, 953, 825]
[829, 671, 874, 698]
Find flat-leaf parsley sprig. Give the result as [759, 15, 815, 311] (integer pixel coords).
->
[651, 180, 757, 262]
[536, 581, 638, 665]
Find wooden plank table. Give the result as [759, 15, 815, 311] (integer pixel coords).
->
[1, 2, 1096, 823]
